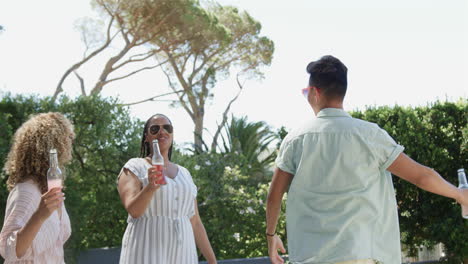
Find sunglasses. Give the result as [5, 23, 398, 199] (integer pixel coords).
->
[149, 124, 173, 135]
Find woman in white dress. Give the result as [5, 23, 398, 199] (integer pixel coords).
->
[118, 114, 217, 264]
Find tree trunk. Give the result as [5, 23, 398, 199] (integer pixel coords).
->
[91, 81, 106, 96]
[193, 110, 204, 153]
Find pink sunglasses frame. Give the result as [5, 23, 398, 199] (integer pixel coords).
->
[302, 87, 311, 98]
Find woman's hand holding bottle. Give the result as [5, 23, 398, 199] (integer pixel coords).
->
[35, 187, 64, 221]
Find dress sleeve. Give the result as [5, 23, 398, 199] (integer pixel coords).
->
[119, 158, 145, 183]
[0, 185, 36, 260]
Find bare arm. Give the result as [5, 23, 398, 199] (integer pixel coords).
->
[266, 167, 293, 264]
[190, 200, 216, 264]
[0, 187, 64, 259]
[117, 168, 160, 218]
[16, 188, 64, 258]
[388, 153, 466, 204]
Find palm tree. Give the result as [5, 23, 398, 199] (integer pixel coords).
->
[220, 116, 277, 176]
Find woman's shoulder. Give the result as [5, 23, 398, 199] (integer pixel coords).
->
[175, 164, 192, 176]
[125, 157, 149, 167]
[8, 180, 41, 206]
[13, 180, 41, 195]
[123, 158, 150, 179]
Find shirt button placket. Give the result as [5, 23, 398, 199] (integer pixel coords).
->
[173, 185, 178, 215]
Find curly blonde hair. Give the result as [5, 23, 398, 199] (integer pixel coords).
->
[3, 112, 75, 193]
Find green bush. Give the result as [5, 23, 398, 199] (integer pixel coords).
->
[0, 93, 465, 262]
[173, 150, 286, 260]
[0, 94, 142, 262]
[351, 99, 468, 262]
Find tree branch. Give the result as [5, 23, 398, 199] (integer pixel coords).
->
[188, 47, 224, 84]
[120, 90, 184, 106]
[53, 15, 116, 101]
[90, 36, 138, 95]
[210, 73, 245, 152]
[165, 51, 199, 114]
[181, 53, 192, 76]
[73, 71, 86, 96]
[105, 60, 168, 85]
[160, 65, 195, 120]
[112, 50, 159, 71]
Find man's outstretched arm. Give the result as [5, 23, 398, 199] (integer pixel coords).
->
[388, 153, 468, 206]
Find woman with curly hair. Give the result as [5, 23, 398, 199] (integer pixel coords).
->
[0, 112, 74, 263]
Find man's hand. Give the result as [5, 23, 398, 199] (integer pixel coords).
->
[267, 234, 286, 264]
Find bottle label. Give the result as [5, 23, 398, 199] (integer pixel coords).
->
[153, 165, 167, 185]
[48, 179, 63, 190]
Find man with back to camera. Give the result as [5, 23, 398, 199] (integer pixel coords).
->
[265, 55, 468, 264]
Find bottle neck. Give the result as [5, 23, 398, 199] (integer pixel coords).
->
[49, 153, 59, 168]
[152, 141, 162, 156]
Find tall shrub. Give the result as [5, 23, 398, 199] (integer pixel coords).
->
[352, 100, 467, 262]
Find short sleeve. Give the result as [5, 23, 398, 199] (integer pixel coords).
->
[0, 184, 36, 260]
[372, 127, 405, 170]
[275, 137, 297, 175]
[120, 158, 147, 183]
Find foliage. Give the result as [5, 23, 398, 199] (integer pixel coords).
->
[1, 93, 465, 262]
[173, 150, 286, 260]
[220, 115, 277, 177]
[351, 99, 468, 263]
[55, 0, 215, 99]
[0, 94, 142, 262]
[157, 2, 274, 150]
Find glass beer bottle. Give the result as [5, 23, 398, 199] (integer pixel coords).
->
[152, 139, 167, 185]
[458, 168, 468, 219]
[47, 149, 63, 190]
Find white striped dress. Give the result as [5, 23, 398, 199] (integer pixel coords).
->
[119, 158, 199, 264]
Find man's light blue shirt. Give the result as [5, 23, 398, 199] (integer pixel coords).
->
[276, 108, 405, 264]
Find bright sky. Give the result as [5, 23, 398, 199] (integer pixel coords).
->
[1, 0, 467, 146]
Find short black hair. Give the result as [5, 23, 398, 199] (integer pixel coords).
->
[306, 55, 348, 100]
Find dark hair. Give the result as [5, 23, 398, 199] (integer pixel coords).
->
[306, 55, 348, 100]
[140, 114, 173, 161]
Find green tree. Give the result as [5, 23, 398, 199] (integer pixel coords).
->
[157, 3, 274, 151]
[220, 116, 277, 177]
[53, 0, 213, 100]
[351, 100, 468, 263]
[173, 151, 286, 260]
[172, 116, 283, 260]
[0, 94, 142, 262]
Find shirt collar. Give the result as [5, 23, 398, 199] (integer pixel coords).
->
[316, 108, 351, 118]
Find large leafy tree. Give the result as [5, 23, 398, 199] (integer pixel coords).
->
[156, 3, 274, 151]
[53, 0, 213, 100]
